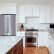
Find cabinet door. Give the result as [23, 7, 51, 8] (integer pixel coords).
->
[15, 39, 23, 54]
[16, 44, 23, 54]
[0, 15, 5, 36]
[6, 6, 16, 14]
[39, 5, 46, 23]
[2, 14, 16, 36]
[0, 5, 16, 14]
[19, 5, 25, 23]
[6, 47, 16, 54]
[45, 5, 51, 23]
[10, 15, 16, 35]
[51, 4, 54, 23]
[24, 5, 32, 17]
[33, 5, 40, 16]
[50, 41, 54, 54]
[38, 32, 49, 47]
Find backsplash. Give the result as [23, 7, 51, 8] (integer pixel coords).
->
[39, 24, 50, 30]
[25, 17, 39, 29]
[17, 17, 50, 31]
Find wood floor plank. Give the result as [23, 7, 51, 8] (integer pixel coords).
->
[23, 47, 49, 54]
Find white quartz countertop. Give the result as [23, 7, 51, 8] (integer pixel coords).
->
[0, 36, 23, 54]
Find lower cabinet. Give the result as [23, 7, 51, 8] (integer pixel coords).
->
[6, 39, 23, 54]
[38, 32, 49, 47]
[6, 47, 15, 54]
[16, 44, 23, 54]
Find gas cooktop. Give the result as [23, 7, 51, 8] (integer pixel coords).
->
[26, 29, 38, 31]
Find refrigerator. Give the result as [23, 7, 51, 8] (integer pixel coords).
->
[0, 14, 16, 36]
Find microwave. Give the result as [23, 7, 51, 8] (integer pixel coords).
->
[50, 24, 54, 28]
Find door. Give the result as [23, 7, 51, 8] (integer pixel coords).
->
[1, 14, 16, 36]
[0, 15, 5, 35]
[10, 15, 16, 35]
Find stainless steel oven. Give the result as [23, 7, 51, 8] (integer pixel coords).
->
[25, 29, 38, 47]
[26, 36, 36, 43]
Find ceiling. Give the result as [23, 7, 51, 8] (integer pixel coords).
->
[0, 0, 53, 4]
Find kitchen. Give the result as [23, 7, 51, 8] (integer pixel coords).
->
[0, 0, 54, 54]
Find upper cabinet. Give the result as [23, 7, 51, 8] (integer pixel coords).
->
[18, 4, 51, 23]
[45, 5, 51, 23]
[39, 5, 51, 23]
[24, 5, 32, 17]
[19, 5, 25, 23]
[51, 3, 54, 23]
[39, 5, 46, 23]
[24, 5, 40, 17]
[0, 5, 16, 14]
[18, 5, 40, 23]
[32, 5, 40, 17]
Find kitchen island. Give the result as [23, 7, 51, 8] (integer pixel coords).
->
[0, 36, 23, 54]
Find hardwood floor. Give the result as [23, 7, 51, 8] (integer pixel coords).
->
[23, 46, 49, 54]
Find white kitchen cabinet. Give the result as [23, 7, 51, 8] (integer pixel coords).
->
[39, 5, 46, 23]
[49, 38, 54, 54]
[0, 5, 16, 14]
[19, 5, 25, 23]
[49, 33, 54, 54]
[0, 6, 3, 14]
[39, 5, 51, 23]
[24, 5, 32, 17]
[50, 43, 54, 54]
[16, 31, 25, 48]
[19, 5, 40, 23]
[38, 31, 49, 47]
[51, 3, 54, 23]
[45, 5, 51, 23]
[24, 5, 40, 17]
[33, 5, 40, 16]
